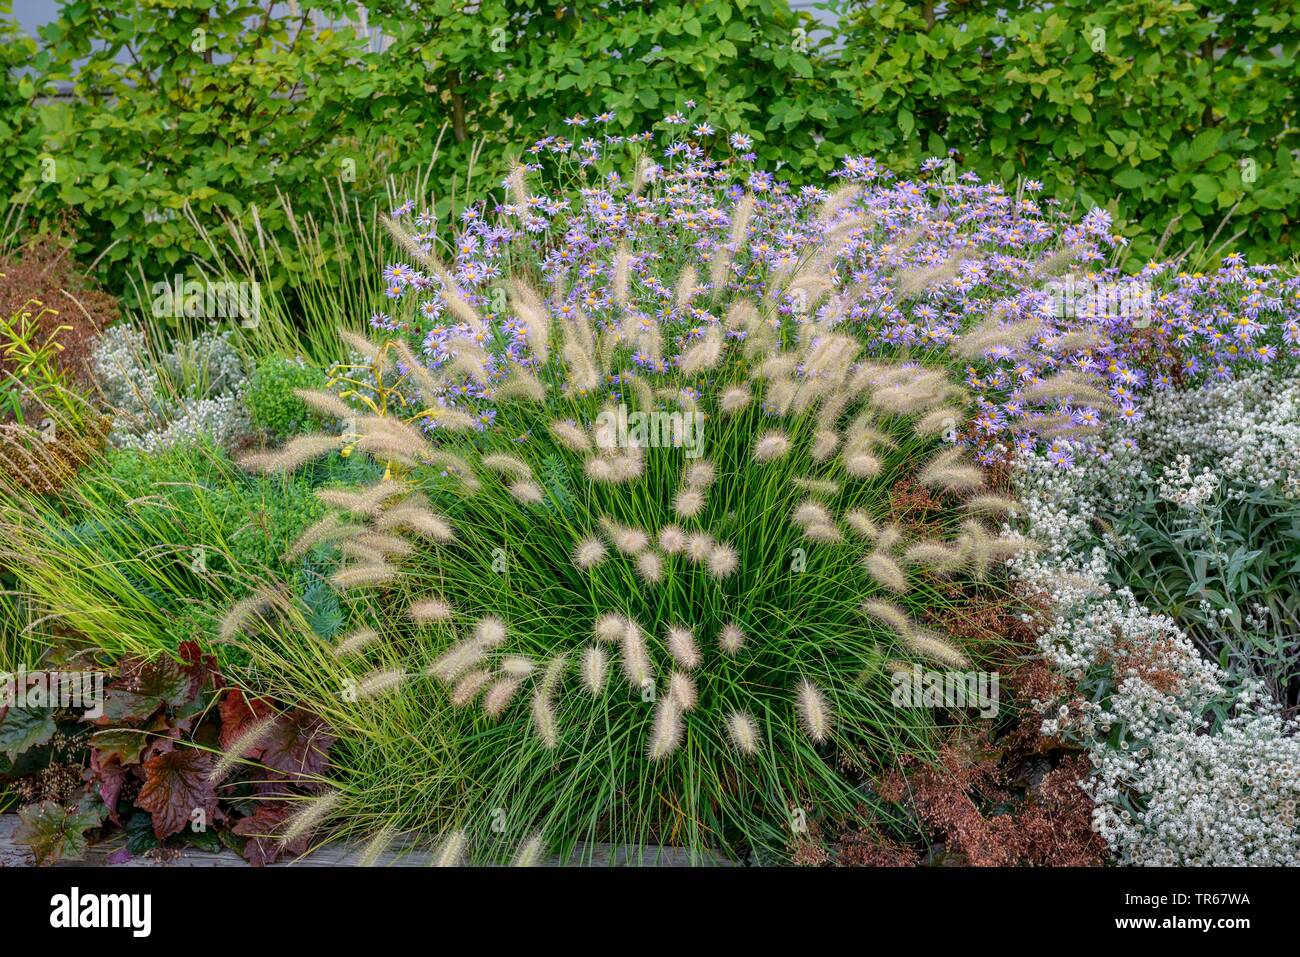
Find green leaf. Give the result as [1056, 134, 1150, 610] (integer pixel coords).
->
[1112, 167, 1146, 189]
[183, 826, 222, 852]
[15, 795, 108, 865]
[1188, 128, 1222, 165]
[0, 706, 57, 760]
[124, 809, 161, 854]
[89, 728, 149, 765]
[898, 107, 914, 138]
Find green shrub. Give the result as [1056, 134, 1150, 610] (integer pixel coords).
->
[247, 356, 328, 440]
[17, 1, 392, 307]
[1100, 373, 1300, 712]
[1112, 480, 1300, 708]
[367, 0, 845, 180]
[0, 0, 42, 216]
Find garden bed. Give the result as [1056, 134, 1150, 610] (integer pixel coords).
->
[3, 99, 1297, 868]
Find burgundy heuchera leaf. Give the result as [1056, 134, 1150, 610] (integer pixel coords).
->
[258, 710, 336, 782]
[218, 688, 277, 750]
[88, 748, 131, 826]
[219, 689, 334, 785]
[95, 656, 193, 727]
[136, 748, 219, 840]
[232, 802, 311, 867]
[178, 640, 224, 706]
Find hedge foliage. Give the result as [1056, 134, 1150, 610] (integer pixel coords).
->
[1, 0, 1296, 305]
[832, 0, 1300, 266]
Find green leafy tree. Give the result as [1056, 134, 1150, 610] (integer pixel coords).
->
[366, 0, 850, 180]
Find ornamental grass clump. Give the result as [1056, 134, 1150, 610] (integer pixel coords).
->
[224, 154, 1083, 862]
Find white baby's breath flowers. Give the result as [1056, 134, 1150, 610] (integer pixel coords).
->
[1136, 372, 1300, 501]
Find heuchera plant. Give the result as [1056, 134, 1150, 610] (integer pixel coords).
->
[1, 642, 334, 866]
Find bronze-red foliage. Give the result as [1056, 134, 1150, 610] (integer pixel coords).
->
[0, 232, 118, 388]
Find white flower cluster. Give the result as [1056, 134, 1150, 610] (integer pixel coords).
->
[91, 323, 249, 451]
[1136, 373, 1300, 500]
[1090, 703, 1300, 866]
[114, 393, 249, 455]
[1009, 431, 1300, 866]
[1155, 453, 1219, 510]
[92, 323, 167, 417]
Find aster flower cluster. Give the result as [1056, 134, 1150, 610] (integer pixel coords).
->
[366, 113, 1299, 470]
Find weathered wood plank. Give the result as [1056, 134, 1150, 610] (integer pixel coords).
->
[0, 814, 732, 867]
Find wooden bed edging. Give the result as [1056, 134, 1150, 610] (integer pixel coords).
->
[0, 814, 734, 867]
